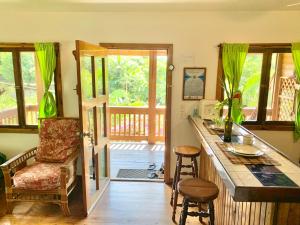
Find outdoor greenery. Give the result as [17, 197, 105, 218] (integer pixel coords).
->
[1, 51, 166, 121]
[107, 55, 167, 107]
[0, 50, 273, 114]
[21, 52, 38, 107]
[0, 51, 53, 115]
[239, 53, 263, 109]
[156, 56, 167, 107]
[239, 53, 278, 109]
[0, 52, 18, 112]
[108, 55, 149, 106]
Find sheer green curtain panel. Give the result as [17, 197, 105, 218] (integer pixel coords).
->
[34, 43, 57, 118]
[222, 43, 249, 124]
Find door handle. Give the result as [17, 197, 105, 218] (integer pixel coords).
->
[73, 85, 79, 95]
[82, 131, 91, 137]
[82, 131, 94, 145]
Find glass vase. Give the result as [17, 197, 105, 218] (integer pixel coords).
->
[224, 115, 233, 142]
[224, 99, 233, 142]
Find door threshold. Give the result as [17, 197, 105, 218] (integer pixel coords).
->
[111, 178, 164, 183]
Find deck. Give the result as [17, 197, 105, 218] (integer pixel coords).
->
[110, 142, 164, 180]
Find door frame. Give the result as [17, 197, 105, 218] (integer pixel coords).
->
[100, 43, 173, 184]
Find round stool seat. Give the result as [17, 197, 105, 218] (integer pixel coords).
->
[174, 146, 201, 157]
[178, 178, 219, 202]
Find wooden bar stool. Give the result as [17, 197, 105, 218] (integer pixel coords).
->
[170, 145, 201, 222]
[178, 178, 219, 225]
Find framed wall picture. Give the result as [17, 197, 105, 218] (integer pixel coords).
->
[183, 67, 206, 100]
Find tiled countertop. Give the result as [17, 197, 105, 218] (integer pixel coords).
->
[189, 116, 300, 202]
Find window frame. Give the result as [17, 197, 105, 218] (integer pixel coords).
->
[0, 42, 63, 133]
[216, 43, 295, 131]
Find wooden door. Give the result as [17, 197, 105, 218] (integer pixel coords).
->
[74, 40, 110, 216]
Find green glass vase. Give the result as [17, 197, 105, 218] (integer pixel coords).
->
[224, 100, 233, 142]
[224, 115, 233, 142]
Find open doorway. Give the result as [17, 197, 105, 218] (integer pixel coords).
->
[101, 43, 173, 183]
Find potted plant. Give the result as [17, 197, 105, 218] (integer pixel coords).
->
[220, 43, 249, 142]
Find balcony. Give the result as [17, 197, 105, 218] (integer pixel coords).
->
[0, 105, 38, 125]
[109, 106, 165, 143]
[0, 105, 166, 143]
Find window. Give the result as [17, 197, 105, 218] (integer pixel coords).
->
[217, 44, 296, 130]
[0, 43, 63, 133]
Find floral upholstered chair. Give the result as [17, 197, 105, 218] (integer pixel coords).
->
[0, 118, 81, 216]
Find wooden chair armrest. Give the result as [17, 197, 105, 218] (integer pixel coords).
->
[60, 149, 80, 188]
[61, 149, 80, 170]
[0, 147, 37, 189]
[0, 147, 37, 171]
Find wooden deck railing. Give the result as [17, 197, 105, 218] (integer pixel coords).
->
[0, 105, 38, 125]
[0, 105, 165, 142]
[108, 106, 165, 142]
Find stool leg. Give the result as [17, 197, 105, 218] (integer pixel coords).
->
[198, 203, 204, 224]
[170, 155, 179, 206]
[208, 201, 215, 225]
[172, 156, 182, 222]
[179, 198, 189, 225]
[193, 156, 199, 178]
[191, 157, 195, 177]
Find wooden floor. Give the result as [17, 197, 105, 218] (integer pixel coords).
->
[0, 181, 202, 225]
[110, 142, 164, 179]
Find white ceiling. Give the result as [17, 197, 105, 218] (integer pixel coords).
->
[0, 0, 300, 11]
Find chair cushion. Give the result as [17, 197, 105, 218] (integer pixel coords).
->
[36, 118, 80, 163]
[13, 162, 74, 191]
[39, 118, 80, 140]
[36, 137, 79, 163]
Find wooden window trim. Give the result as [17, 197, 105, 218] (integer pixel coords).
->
[0, 42, 63, 133]
[216, 43, 294, 131]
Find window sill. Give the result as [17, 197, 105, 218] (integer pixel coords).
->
[243, 123, 294, 131]
[0, 127, 38, 134]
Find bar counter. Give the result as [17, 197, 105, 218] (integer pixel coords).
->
[189, 116, 300, 225]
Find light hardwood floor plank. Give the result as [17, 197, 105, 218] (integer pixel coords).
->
[0, 181, 202, 225]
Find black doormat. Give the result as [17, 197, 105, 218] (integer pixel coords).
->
[117, 169, 162, 179]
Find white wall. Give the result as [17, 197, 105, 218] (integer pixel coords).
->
[0, 11, 300, 172]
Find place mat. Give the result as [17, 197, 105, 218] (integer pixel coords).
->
[246, 165, 298, 187]
[203, 120, 223, 135]
[216, 142, 280, 166]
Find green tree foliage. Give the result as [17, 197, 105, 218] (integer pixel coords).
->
[0, 52, 38, 112]
[21, 52, 36, 84]
[107, 55, 167, 107]
[80, 56, 93, 99]
[108, 55, 149, 106]
[0, 52, 17, 111]
[239, 53, 263, 108]
[156, 56, 167, 106]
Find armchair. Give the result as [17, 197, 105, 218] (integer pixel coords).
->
[0, 118, 81, 216]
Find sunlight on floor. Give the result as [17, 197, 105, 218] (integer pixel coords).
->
[110, 142, 165, 151]
[110, 142, 164, 180]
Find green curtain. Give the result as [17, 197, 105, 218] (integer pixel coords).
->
[222, 43, 249, 124]
[34, 43, 57, 118]
[0, 152, 6, 178]
[291, 43, 300, 141]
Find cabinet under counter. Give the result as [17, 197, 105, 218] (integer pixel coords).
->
[189, 116, 300, 225]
